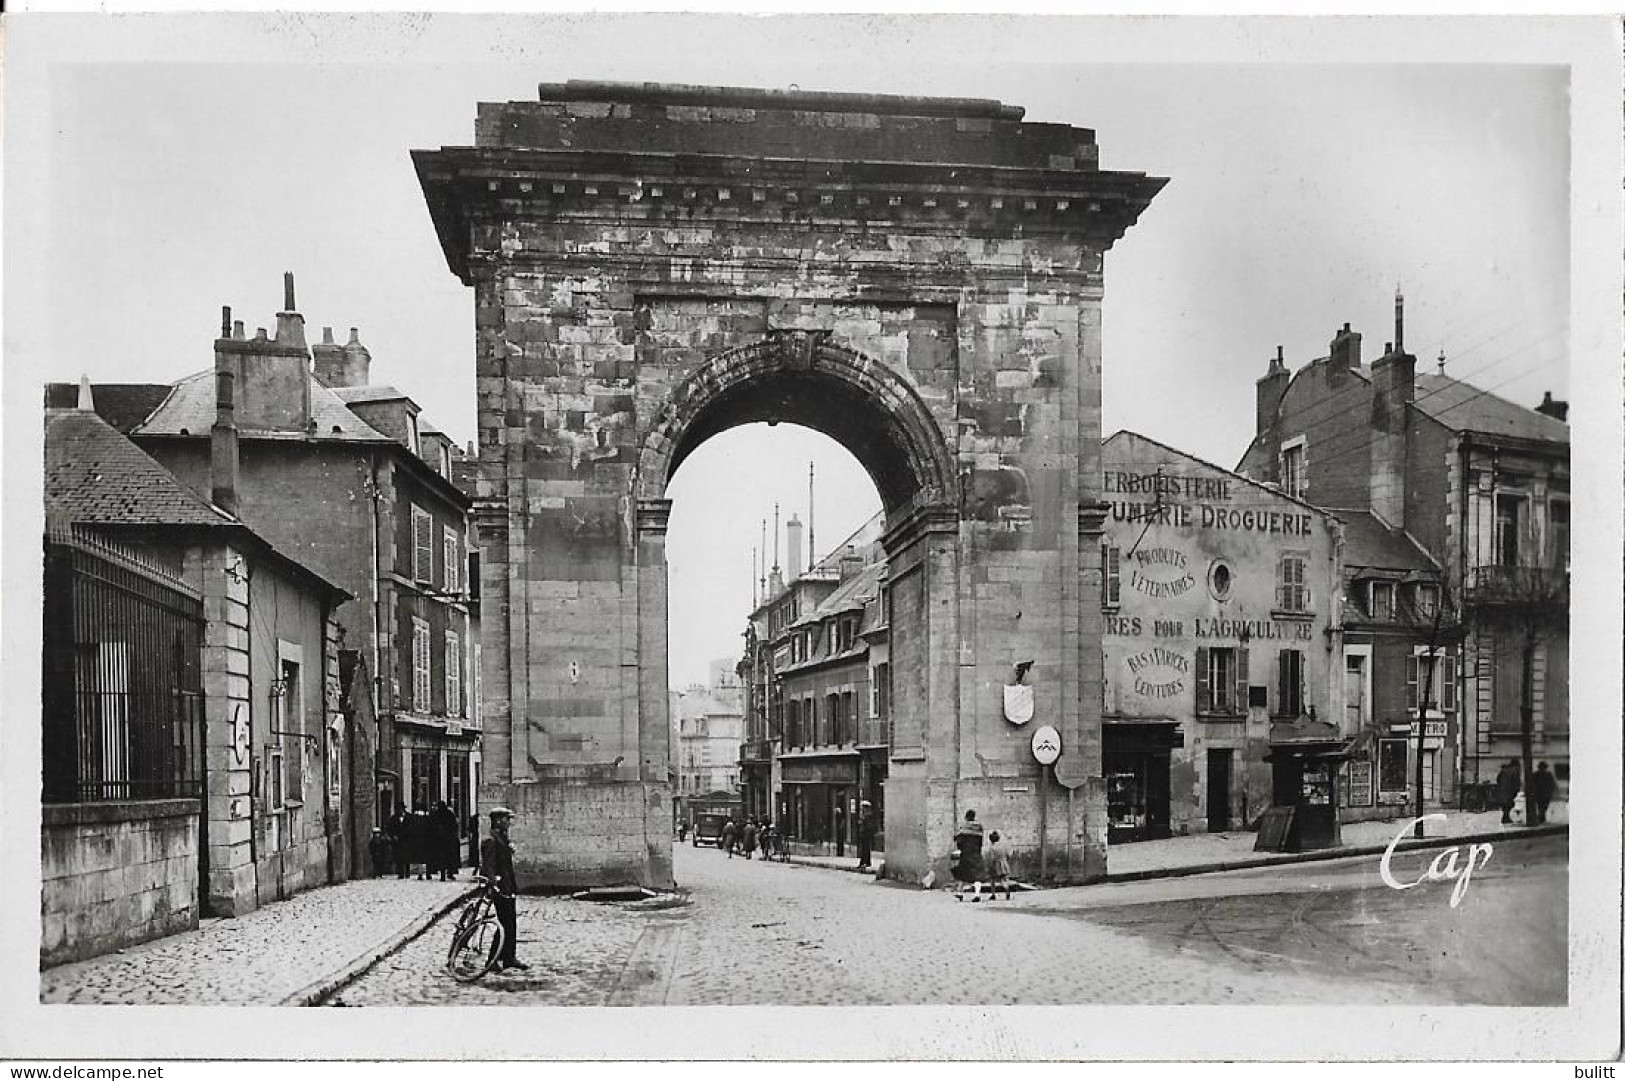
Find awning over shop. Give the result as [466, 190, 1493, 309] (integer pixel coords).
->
[1103, 717, 1185, 753]
[780, 757, 859, 785]
[1265, 718, 1353, 760]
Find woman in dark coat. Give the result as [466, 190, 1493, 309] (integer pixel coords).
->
[952, 809, 986, 900]
[1495, 759, 1522, 824]
[388, 804, 411, 879]
[430, 800, 461, 881]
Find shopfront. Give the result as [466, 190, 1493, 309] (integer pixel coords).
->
[1103, 721, 1182, 843]
[780, 754, 858, 851]
[1100, 431, 1340, 841]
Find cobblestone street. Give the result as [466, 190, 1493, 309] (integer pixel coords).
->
[332, 844, 1437, 1006]
[39, 877, 467, 1005]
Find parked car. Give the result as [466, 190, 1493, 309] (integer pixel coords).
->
[691, 812, 729, 847]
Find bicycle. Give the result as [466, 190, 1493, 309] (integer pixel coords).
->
[445, 874, 507, 983]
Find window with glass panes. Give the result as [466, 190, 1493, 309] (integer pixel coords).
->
[1276, 553, 1309, 611]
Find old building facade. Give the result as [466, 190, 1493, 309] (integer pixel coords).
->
[1327, 507, 1458, 820]
[84, 281, 480, 874]
[416, 81, 1164, 887]
[1239, 309, 1569, 807]
[43, 391, 348, 963]
[1100, 432, 1342, 841]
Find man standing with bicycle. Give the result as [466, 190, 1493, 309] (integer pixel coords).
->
[479, 807, 527, 971]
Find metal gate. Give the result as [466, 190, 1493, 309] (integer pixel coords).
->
[43, 530, 207, 905]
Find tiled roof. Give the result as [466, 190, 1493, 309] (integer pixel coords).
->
[1411, 371, 1569, 444]
[1329, 508, 1437, 572]
[44, 408, 234, 532]
[43, 383, 173, 433]
[332, 385, 417, 408]
[1348, 366, 1568, 444]
[135, 370, 393, 442]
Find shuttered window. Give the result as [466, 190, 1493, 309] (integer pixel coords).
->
[1276, 553, 1309, 612]
[442, 526, 461, 593]
[1276, 649, 1304, 717]
[411, 617, 431, 712]
[411, 506, 434, 583]
[1101, 544, 1122, 608]
[445, 631, 462, 718]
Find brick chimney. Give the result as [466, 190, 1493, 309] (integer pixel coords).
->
[1329, 322, 1363, 371]
[1535, 391, 1569, 422]
[1255, 346, 1289, 437]
[341, 327, 373, 387]
[838, 544, 864, 580]
[217, 274, 313, 432]
[211, 305, 240, 515]
[1368, 340, 1415, 528]
[785, 514, 803, 579]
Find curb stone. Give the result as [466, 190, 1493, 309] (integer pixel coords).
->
[1101, 822, 1567, 885]
[283, 887, 475, 1007]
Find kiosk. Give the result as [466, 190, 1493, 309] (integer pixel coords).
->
[1256, 719, 1352, 852]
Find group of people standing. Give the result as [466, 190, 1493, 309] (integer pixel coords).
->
[719, 816, 784, 861]
[702, 801, 880, 871]
[950, 809, 1013, 901]
[372, 800, 472, 881]
[1496, 759, 1560, 826]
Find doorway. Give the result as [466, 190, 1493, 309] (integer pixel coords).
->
[1207, 749, 1233, 832]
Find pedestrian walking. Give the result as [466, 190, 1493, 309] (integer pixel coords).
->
[721, 817, 738, 858]
[1496, 759, 1522, 824]
[1533, 762, 1558, 824]
[367, 828, 390, 878]
[856, 800, 876, 872]
[742, 817, 759, 860]
[762, 819, 780, 861]
[478, 806, 527, 971]
[677, 820, 688, 843]
[466, 813, 480, 870]
[952, 809, 986, 901]
[408, 801, 433, 879]
[388, 804, 411, 879]
[985, 830, 1012, 901]
[430, 799, 460, 881]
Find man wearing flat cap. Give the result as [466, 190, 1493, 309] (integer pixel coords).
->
[478, 806, 526, 971]
[856, 800, 876, 873]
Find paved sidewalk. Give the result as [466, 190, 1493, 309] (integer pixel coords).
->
[40, 875, 469, 1005]
[1103, 801, 1567, 880]
[784, 804, 1568, 885]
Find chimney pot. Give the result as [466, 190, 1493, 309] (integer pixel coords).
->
[348, 327, 361, 346]
[77, 376, 95, 412]
[221, 306, 232, 338]
[283, 272, 296, 312]
[322, 326, 335, 345]
[232, 320, 245, 340]
[255, 327, 269, 341]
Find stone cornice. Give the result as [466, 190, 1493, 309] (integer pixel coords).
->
[415, 147, 1165, 284]
[882, 501, 959, 557]
[470, 248, 1107, 294]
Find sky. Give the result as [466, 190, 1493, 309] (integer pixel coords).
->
[9, 15, 1593, 689]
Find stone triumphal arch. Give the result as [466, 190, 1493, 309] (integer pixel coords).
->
[415, 82, 1164, 889]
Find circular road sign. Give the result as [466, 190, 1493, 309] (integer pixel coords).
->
[1030, 725, 1061, 766]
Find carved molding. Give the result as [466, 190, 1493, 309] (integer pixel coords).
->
[763, 328, 832, 372]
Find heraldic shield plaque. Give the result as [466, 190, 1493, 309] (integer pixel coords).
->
[1003, 683, 1034, 726]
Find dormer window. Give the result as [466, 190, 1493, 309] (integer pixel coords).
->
[1368, 580, 1394, 621]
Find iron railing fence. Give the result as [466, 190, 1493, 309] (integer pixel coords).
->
[43, 531, 206, 804]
